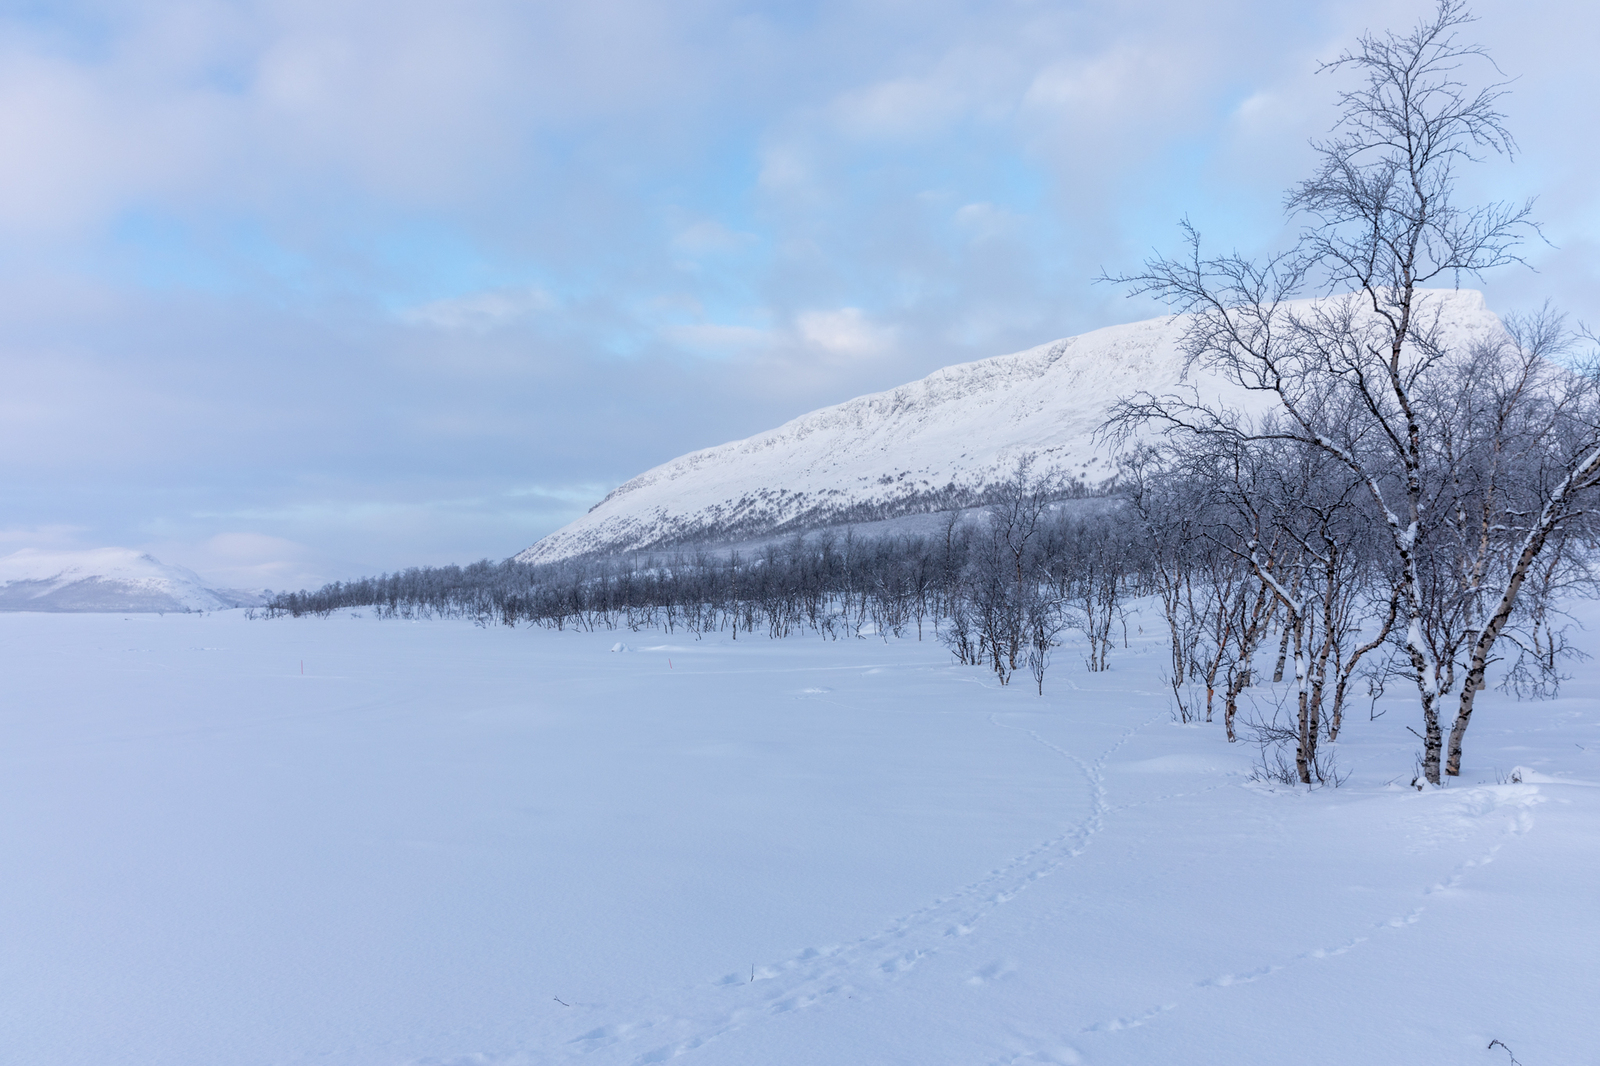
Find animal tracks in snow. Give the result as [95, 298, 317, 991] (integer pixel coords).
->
[1080, 1002, 1177, 1033]
[414, 702, 1552, 1066]
[511, 709, 1146, 1065]
[1180, 783, 1543, 1008]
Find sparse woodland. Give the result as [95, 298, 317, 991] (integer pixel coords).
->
[264, 483, 1141, 696]
[270, 2, 1600, 788]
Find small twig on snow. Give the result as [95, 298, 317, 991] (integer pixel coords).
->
[1488, 1039, 1523, 1065]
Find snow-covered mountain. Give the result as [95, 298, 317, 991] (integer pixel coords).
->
[518, 290, 1507, 564]
[0, 548, 269, 613]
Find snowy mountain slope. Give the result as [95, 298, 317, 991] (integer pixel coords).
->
[519, 289, 1507, 563]
[0, 548, 267, 612]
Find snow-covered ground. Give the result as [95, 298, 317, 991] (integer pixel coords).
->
[2, 604, 1595, 1066]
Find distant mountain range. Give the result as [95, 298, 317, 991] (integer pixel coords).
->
[0, 548, 269, 613]
[517, 290, 1506, 563]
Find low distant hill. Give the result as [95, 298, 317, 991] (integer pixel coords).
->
[516, 289, 1506, 563]
[0, 548, 269, 613]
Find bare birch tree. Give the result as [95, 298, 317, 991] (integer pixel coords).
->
[1104, 0, 1600, 783]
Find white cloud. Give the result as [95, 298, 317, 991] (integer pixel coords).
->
[140, 531, 344, 591]
[0, 524, 91, 551]
[831, 75, 968, 139]
[662, 323, 773, 353]
[671, 219, 756, 255]
[503, 482, 617, 503]
[1025, 47, 1153, 111]
[401, 287, 555, 331]
[953, 201, 1019, 242]
[796, 308, 894, 357]
[757, 140, 814, 195]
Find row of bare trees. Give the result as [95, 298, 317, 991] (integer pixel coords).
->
[267, 491, 1143, 698]
[267, 415, 1593, 787]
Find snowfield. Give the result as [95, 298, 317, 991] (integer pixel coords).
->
[519, 289, 1507, 563]
[2, 605, 1596, 1065]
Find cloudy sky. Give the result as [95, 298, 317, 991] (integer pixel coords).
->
[1, 0, 1594, 590]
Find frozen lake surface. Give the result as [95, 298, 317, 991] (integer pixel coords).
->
[2, 607, 1596, 1065]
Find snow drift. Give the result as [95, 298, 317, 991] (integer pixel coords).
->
[518, 289, 1507, 563]
[0, 548, 268, 613]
